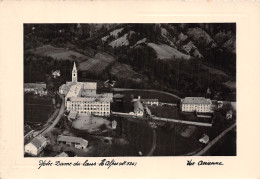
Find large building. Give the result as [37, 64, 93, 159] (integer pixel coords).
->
[181, 97, 212, 113]
[59, 62, 113, 117]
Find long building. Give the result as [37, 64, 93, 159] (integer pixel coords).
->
[181, 97, 212, 113]
[59, 62, 113, 117]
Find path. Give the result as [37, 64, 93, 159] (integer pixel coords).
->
[41, 93, 65, 135]
[146, 127, 157, 156]
[112, 88, 181, 100]
[152, 116, 212, 127]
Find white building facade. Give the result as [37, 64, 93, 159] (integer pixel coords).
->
[24, 135, 48, 156]
[181, 97, 212, 113]
[59, 62, 112, 117]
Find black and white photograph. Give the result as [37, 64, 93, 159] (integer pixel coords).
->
[24, 23, 236, 157]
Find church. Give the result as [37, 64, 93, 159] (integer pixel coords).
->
[59, 62, 113, 117]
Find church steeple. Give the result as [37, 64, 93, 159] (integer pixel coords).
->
[72, 61, 77, 83]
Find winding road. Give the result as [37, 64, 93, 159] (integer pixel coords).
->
[41, 93, 65, 135]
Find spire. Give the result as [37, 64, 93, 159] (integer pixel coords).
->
[73, 61, 77, 71]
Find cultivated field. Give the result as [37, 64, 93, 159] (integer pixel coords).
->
[78, 52, 115, 74]
[29, 45, 90, 62]
[147, 43, 191, 60]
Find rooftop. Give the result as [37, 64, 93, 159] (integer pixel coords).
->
[66, 83, 83, 98]
[141, 99, 159, 102]
[57, 135, 88, 146]
[24, 83, 46, 89]
[133, 101, 144, 111]
[68, 111, 78, 119]
[30, 135, 47, 148]
[70, 97, 111, 102]
[81, 82, 97, 90]
[182, 97, 212, 105]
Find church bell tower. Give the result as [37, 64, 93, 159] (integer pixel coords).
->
[72, 62, 77, 83]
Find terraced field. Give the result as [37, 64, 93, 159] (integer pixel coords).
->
[78, 52, 115, 74]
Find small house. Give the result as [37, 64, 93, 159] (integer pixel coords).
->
[57, 135, 88, 149]
[199, 134, 209, 144]
[24, 135, 48, 156]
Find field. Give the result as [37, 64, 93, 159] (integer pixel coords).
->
[78, 52, 115, 74]
[147, 43, 190, 60]
[149, 106, 180, 119]
[24, 94, 54, 128]
[201, 64, 229, 77]
[223, 81, 236, 90]
[28, 45, 90, 62]
[110, 63, 145, 83]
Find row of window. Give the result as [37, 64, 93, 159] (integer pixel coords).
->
[182, 104, 210, 107]
[68, 107, 110, 111]
[79, 111, 110, 115]
[71, 103, 109, 107]
[70, 101, 109, 104]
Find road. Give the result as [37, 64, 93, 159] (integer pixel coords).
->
[152, 116, 212, 127]
[41, 93, 65, 135]
[112, 88, 181, 100]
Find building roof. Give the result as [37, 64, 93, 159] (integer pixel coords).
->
[199, 134, 209, 143]
[141, 99, 158, 102]
[24, 83, 46, 89]
[57, 135, 88, 146]
[81, 82, 97, 90]
[133, 101, 144, 112]
[66, 83, 83, 98]
[113, 94, 125, 98]
[182, 97, 212, 105]
[70, 97, 111, 102]
[73, 62, 77, 72]
[55, 152, 68, 157]
[30, 135, 47, 148]
[68, 111, 77, 119]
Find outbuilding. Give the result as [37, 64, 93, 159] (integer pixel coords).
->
[57, 135, 88, 149]
[24, 135, 48, 156]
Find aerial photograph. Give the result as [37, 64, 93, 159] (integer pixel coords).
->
[23, 23, 236, 157]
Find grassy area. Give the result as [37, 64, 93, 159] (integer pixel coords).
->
[28, 45, 90, 62]
[24, 94, 54, 126]
[149, 106, 180, 118]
